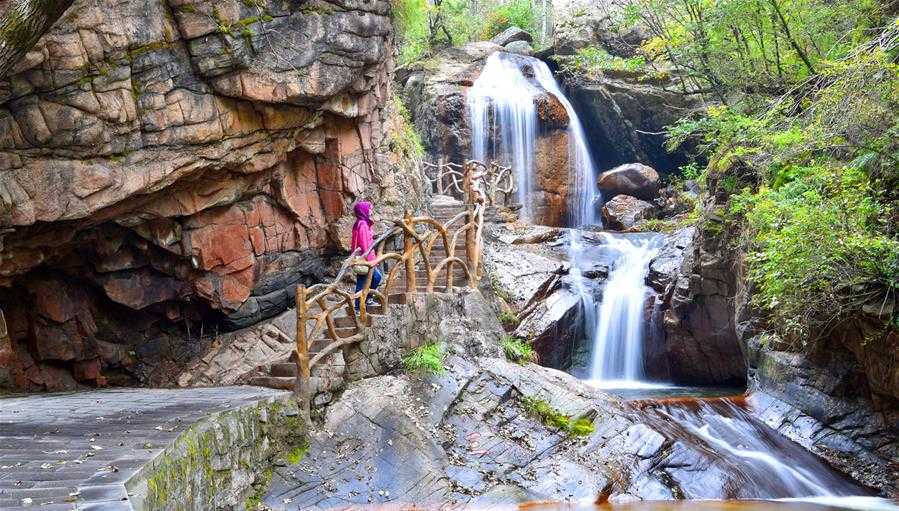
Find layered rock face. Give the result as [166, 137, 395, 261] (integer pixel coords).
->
[0, 0, 425, 390]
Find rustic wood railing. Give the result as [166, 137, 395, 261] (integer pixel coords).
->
[422, 159, 514, 206]
[293, 160, 494, 400]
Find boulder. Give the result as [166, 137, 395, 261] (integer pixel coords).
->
[598, 163, 661, 200]
[601, 195, 658, 230]
[504, 40, 534, 55]
[491, 26, 533, 46]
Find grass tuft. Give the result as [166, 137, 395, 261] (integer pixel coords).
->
[402, 342, 446, 375]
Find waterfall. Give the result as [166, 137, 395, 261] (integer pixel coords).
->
[587, 233, 664, 386]
[467, 52, 599, 226]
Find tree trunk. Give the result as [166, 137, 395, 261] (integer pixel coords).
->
[767, 0, 816, 76]
[0, 0, 75, 79]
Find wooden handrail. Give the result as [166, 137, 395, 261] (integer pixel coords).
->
[294, 160, 496, 399]
[423, 159, 514, 206]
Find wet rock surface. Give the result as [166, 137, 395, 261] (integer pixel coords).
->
[602, 194, 659, 230]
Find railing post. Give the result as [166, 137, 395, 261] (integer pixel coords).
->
[463, 162, 473, 205]
[437, 156, 445, 195]
[465, 206, 477, 287]
[295, 285, 311, 413]
[404, 210, 416, 298]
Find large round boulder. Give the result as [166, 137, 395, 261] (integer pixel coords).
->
[601, 195, 658, 230]
[597, 163, 661, 200]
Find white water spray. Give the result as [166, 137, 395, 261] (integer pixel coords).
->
[587, 234, 663, 385]
[467, 52, 599, 225]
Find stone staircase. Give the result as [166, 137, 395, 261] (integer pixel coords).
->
[248, 198, 475, 391]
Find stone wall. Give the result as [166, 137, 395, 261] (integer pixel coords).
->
[126, 391, 303, 510]
[0, 0, 427, 390]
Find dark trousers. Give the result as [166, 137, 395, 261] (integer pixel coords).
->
[355, 268, 382, 309]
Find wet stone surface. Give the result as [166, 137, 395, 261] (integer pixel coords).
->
[0, 386, 286, 510]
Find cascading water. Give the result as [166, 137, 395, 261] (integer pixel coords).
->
[641, 398, 868, 500]
[467, 52, 599, 226]
[588, 233, 664, 386]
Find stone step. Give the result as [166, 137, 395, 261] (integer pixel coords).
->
[249, 376, 294, 391]
[271, 362, 297, 378]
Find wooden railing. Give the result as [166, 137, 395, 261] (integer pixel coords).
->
[293, 161, 494, 400]
[422, 159, 514, 207]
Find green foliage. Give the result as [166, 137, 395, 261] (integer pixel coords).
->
[501, 335, 535, 364]
[731, 164, 898, 342]
[630, 0, 885, 97]
[403, 342, 447, 374]
[388, 92, 425, 159]
[555, 46, 649, 79]
[480, 0, 537, 40]
[520, 396, 595, 437]
[498, 310, 519, 328]
[665, 25, 899, 343]
[391, 0, 540, 66]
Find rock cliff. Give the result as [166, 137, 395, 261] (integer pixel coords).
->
[0, 0, 426, 390]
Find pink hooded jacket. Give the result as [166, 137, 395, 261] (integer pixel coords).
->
[350, 201, 376, 262]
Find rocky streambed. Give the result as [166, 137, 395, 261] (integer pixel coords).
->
[255, 286, 881, 509]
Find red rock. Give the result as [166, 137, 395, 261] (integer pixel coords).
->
[534, 92, 569, 130]
[33, 320, 83, 361]
[31, 280, 76, 323]
[188, 223, 252, 271]
[73, 358, 101, 382]
[101, 269, 182, 309]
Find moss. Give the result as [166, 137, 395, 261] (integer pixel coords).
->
[178, 4, 197, 13]
[244, 467, 272, 510]
[126, 41, 172, 61]
[498, 310, 519, 328]
[520, 396, 595, 437]
[285, 442, 309, 464]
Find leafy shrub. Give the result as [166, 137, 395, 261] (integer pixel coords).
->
[731, 165, 899, 342]
[388, 92, 424, 159]
[501, 335, 535, 363]
[555, 46, 647, 79]
[480, 0, 537, 41]
[402, 342, 447, 374]
[520, 396, 595, 437]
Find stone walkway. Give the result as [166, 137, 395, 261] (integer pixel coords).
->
[0, 386, 287, 510]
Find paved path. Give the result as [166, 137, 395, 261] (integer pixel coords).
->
[0, 386, 285, 510]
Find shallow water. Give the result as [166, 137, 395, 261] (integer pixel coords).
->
[321, 497, 899, 510]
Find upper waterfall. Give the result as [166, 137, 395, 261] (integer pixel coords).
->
[467, 52, 601, 227]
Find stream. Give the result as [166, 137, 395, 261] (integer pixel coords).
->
[465, 51, 898, 511]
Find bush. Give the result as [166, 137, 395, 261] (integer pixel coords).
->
[555, 46, 647, 79]
[388, 92, 424, 160]
[520, 396, 595, 437]
[501, 335, 535, 364]
[480, 0, 537, 40]
[731, 165, 899, 342]
[402, 342, 447, 374]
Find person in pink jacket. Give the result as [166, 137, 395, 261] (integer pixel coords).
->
[350, 201, 381, 308]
